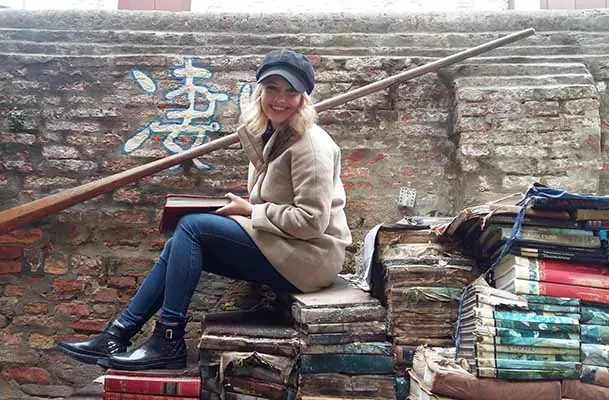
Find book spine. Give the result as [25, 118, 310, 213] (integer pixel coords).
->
[103, 392, 197, 400]
[529, 196, 609, 211]
[581, 344, 609, 366]
[493, 327, 579, 340]
[299, 354, 394, 375]
[524, 294, 580, 306]
[477, 343, 580, 356]
[510, 246, 608, 264]
[302, 341, 392, 355]
[478, 335, 580, 348]
[103, 376, 200, 397]
[507, 279, 609, 304]
[580, 364, 609, 388]
[493, 309, 580, 324]
[581, 306, 609, 326]
[582, 220, 609, 228]
[476, 358, 581, 372]
[461, 347, 580, 362]
[493, 319, 580, 334]
[516, 229, 599, 249]
[475, 367, 581, 380]
[514, 259, 609, 290]
[581, 324, 609, 345]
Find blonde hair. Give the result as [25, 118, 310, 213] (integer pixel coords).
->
[239, 83, 318, 138]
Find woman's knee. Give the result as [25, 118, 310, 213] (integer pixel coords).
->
[176, 213, 223, 236]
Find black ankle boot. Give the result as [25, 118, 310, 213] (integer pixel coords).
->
[103, 320, 187, 371]
[57, 320, 138, 365]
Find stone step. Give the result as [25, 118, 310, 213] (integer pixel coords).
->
[0, 9, 608, 35]
[2, 39, 609, 58]
[1, 28, 609, 49]
[455, 84, 599, 102]
[446, 62, 590, 77]
[453, 74, 595, 88]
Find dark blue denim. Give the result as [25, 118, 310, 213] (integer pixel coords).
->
[116, 213, 299, 329]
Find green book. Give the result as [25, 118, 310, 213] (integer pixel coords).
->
[475, 367, 581, 380]
[299, 354, 394, 374]
[581, 324, 609, 345]
[524, 295, 580, 306]
[476, 358, 581, 373]
[581, 343, 609, 366]
[581, 305, 609, 326]
[478, 335, 580, 348]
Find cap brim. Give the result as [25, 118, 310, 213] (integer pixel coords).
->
[257, 67, 307, 93]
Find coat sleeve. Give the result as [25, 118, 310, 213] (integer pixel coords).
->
[250, 134, 336, 240]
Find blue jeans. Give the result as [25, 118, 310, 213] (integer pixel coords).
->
[116, 213, 299, 328]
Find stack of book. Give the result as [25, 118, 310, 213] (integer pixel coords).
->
[102, 368, 200, 400]
[580, 302, 609, 392]
[456, 277, 582, 381]
[409, 345, 563, 400]
[198, 309, 300, 400]
[373, 226, 477, 351]
[291, 277, 396, 399]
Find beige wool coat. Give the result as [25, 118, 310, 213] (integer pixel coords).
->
[232, 123, 352, 293]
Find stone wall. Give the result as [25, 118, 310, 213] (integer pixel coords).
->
[0, 9, 608, 398]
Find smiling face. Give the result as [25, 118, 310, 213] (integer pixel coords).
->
[260, 76, 303, 126]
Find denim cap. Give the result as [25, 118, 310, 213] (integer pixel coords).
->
[256, 49, 315, 94]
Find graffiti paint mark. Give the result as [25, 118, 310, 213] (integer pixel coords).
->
[131, 69, 157, 94]
[124, 59, 230, 170]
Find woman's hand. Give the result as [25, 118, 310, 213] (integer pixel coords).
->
[215, 193, 253, 217]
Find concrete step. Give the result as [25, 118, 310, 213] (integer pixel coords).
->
[1, 28, 609, 49]
[0, 9, 608, 35]
[446, 62, 590, 77]
[455, 84, 599, 102]
[453, 74, 595, 88]
[2, 38, 609, 58]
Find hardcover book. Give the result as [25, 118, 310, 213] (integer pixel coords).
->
[497, 279, 609, 304]
[103, 374, 200, 397]
[159, 194, 230, 233]
[492, 255, 609, 290]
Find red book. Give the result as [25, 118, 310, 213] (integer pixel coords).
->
[159, 194, 230, 233]
[103, 374, 200, 397]
[498, 279, 609, 304]
[103, 393, 196, 400]
[493, 255, 609, 290]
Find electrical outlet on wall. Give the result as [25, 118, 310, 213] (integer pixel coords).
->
[397, 187, 417, 213]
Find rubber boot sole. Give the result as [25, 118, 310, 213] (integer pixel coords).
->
[105, 355, 187, 371]
[57, 343, 108, 365]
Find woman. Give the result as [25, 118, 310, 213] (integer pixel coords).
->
[57, 49, 352, 371]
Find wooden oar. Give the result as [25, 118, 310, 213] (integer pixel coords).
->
[0, 28, 535, 234]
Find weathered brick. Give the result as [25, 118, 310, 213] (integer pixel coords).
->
[28, 333, 55, 349]
[0, 331, 21, 345]
[23, 176, 78, 190]
[107, 276, 137, 289]
[70, 319, 107, 333]
[0, 245, 23, 260]
[52, 278, 86, 293]
[41, 145, 80, 159]
[23, 303, 49, 315]
[1, 367, 50, 384]
[44, 257, 68, 274]
[3, 285, 24, 297]
[70, 255, 103, 275]
[0, 260, 21, 274]
[94, 287, 119, 303]
[20, 384, 73, 398]
[11, 315, 62, 331]
[0, 229, 43, 246]
[55, 302, 90, 317]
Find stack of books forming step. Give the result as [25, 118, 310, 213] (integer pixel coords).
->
[198, 309, 301, 400]
[290, 277, 397, 399]
[456, 278, 582, 381]
[102, 368, 200, 400]
[372, 225, 478, 353]
[579, 302, 609, 393]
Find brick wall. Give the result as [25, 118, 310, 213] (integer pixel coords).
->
[0, 9, 608, 397]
